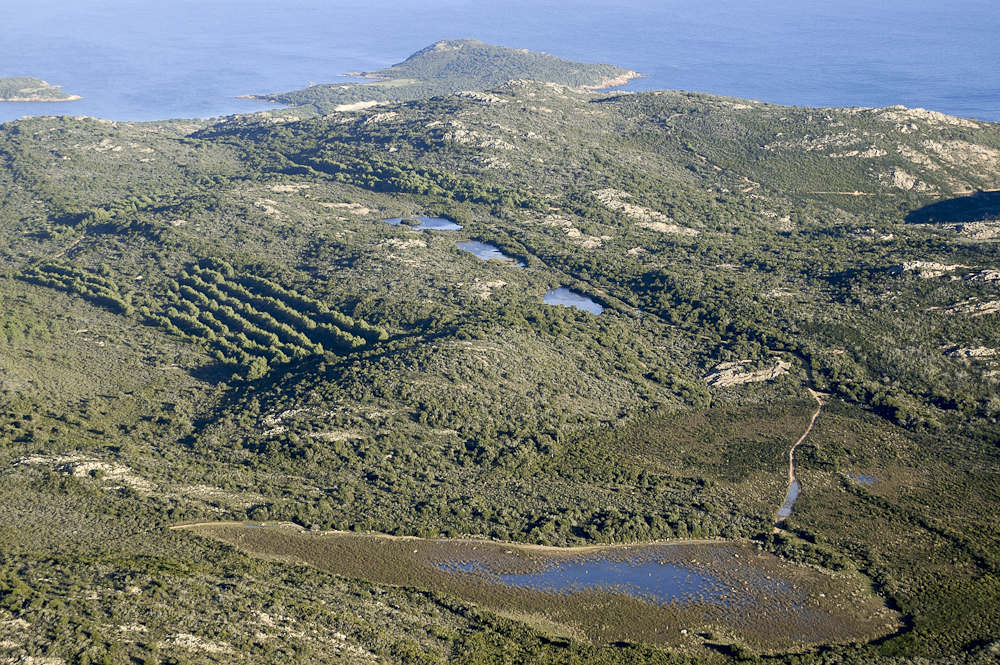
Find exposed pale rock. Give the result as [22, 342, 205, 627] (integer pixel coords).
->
[880, 106, 981, 129]
[948, 346, 997, 358]
[592, 189, 699, 236]
[704, 359, 792, 387]
[938, 299, 1000, 317]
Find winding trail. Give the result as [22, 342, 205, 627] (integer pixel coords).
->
[775, 354, 825, 528]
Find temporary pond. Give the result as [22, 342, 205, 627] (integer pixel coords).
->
[442, 553, 724, 605]
[383, 216, 462, 230]
[456, 240, 525, 267]
[847, 473, 878, 484]
[543, 287, 604, 314]
[777, 481, 800, 518]
[197, 524, 901, 650]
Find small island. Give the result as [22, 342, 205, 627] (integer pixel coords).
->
[0, 76, 81, 102]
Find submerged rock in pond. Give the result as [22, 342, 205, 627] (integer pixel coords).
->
[543, 287, 603, 314]
[383, 216, 462, 230]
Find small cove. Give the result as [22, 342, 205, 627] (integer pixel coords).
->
[456, 240, 525, 266]
[543, 287, 604, 314]
[383, 216, 462, 230]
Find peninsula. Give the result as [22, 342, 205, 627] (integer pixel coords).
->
[0, 76, 80, 102]
[241, 38, 638, 115]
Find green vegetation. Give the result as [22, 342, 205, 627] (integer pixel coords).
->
[1, 45, 1000, 663]
[0, 77, 80, 101]
[246, 39, 636, 114]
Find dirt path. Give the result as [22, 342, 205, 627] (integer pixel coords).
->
[776, 354, 825, 527]
[53, 234, 86, 259]
[788, 388, 824, 486]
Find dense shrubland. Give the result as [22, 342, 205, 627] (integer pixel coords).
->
[1, 72, 999, 663]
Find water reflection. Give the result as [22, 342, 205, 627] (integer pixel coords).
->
[456, 240, 525, 266]
[383, 216, 462, 230]
[543, 287, 604, 314]
[446, 557, 715, 604]
[777, 481, 800, 518]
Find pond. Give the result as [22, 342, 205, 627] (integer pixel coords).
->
[456, 240, 525, 267]
[200, 525, 902, 649]
[442, 553, 726, 605]
[543, 287, 604, 314]
[383, 216, 462, 230]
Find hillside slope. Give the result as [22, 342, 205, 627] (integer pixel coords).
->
[0, 82, 999, 662]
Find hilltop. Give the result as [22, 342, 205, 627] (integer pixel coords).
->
[0, 76, 80, 102]
[0, 75, 999, 662]
[243, 39, 637, 114]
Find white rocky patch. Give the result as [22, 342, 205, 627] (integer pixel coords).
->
[334, 101, 382, 112]
[592, 189, 699, 236]
[852, 228, 895, 242]
[891, 261, 969, 279]
[704, 359, 792, 387]
[161, 634, 234, 655]
[962, 269, 1000, 283]
[319, 202, 372, 215]
[262, 408, 307, 427]
[921, 140, 1000, 170]
[880, 106, 981, 129]
[936, 299, 1000, 317]
[943, 221, 1000, 240]
[829, 146, 888, 159]
[14, 456, 155, 494]
[466, 279, 506, 300]
[879, 169, 935, 192]
[382, 238, 426, 249]
[947, 346, 997, 358]
[363, 112, 398, 125]
[254, 199, 280, 216]
[271, 183, 310, 193]
[308, 431, 363, 441]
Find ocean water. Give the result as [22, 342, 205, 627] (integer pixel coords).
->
[1, 0, 997, 124]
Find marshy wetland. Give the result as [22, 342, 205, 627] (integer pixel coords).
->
[196, 524, 901, 653]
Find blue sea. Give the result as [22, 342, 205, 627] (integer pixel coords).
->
[1, 0, 998, 124]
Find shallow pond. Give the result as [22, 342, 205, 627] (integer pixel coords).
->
[442, 553, 733, 605]
[543, 287, 604, 314]
[847, 474, 878, 484]
[777, 481, 800, 518]
[383, 216, 462, 230]
[201, 525, 901, 649]
[456, 240, 525, 266]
